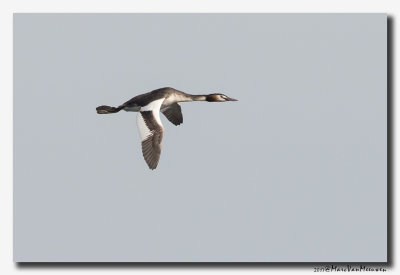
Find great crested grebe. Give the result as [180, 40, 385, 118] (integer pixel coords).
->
[96, 87, 237, 170]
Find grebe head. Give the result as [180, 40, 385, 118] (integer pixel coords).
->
[206, 93, 238, 102]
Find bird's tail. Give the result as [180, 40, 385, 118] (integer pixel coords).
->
[96, 105, 122, 114]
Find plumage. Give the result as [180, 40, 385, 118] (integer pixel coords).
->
[161, 103, 183, 126]
[136, 99, 165, 169]
[137, 111, 164, 170]
[96, 87, 237, 170]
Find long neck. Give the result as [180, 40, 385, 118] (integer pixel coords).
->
[173, 90, 207, 102]
[187, 94, 207, 101]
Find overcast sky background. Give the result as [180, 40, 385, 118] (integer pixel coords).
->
[14, 14, 386, 262]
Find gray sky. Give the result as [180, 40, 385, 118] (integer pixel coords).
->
[14, 14, 386, 262]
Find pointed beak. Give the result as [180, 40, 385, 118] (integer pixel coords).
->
[226, 96, 238, 101]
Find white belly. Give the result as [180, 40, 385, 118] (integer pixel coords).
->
[162, 94, 189, 107]
[161, 96, 176, 107]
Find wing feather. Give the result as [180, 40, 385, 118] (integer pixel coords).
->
[136, 98, 165, 169]
[161, 103, 183, 126]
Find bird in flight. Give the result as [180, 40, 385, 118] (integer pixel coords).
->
[96, 87, 237, 170]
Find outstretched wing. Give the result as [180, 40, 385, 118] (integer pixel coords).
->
[161, 103, 183, 126]
[136, 98, 165, 169]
